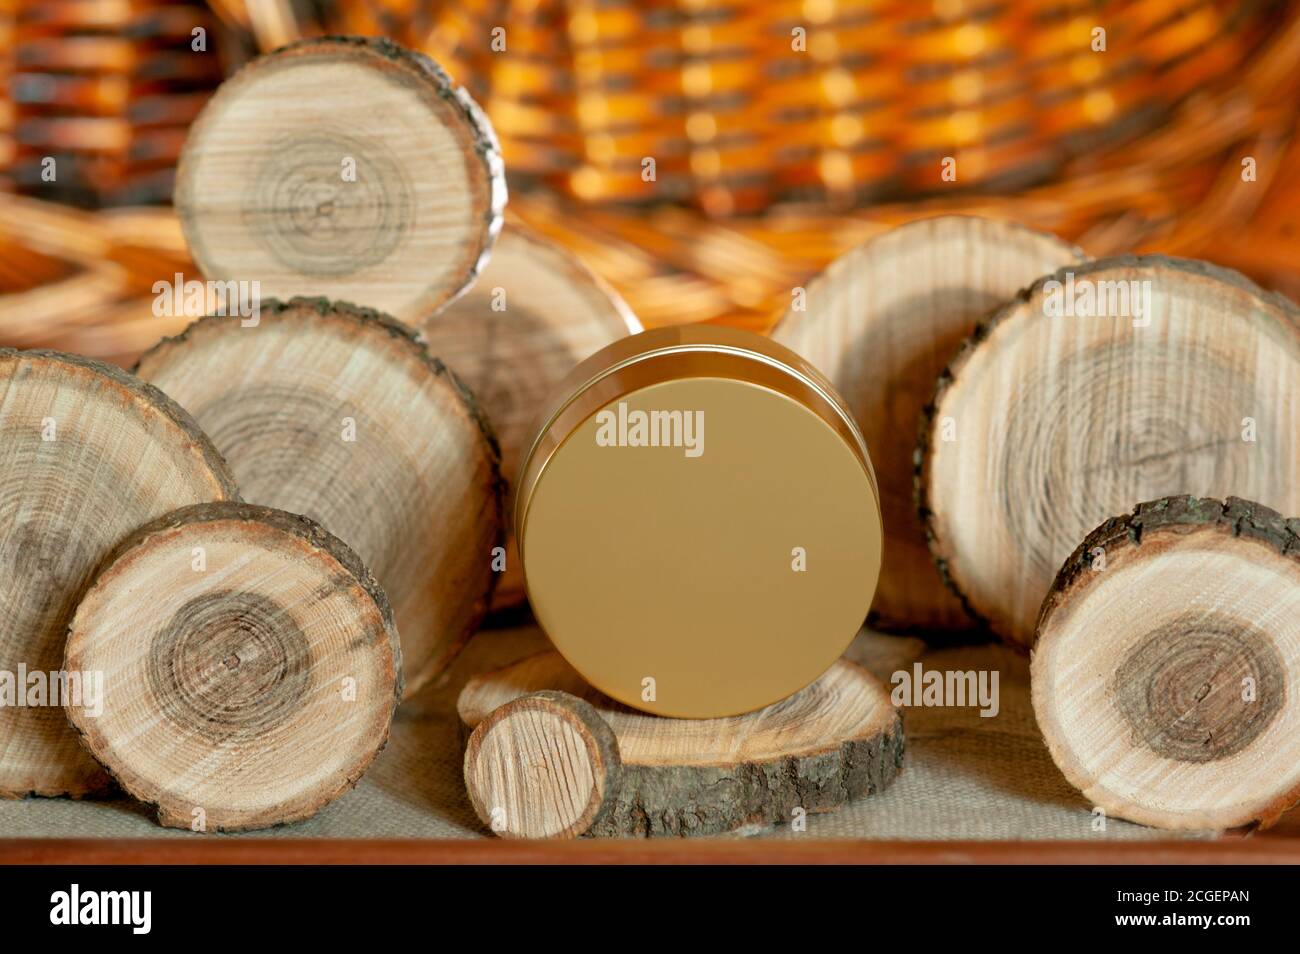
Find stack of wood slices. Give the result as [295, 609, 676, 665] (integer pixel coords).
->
[779, 216, 1300, 832]
[0, 36, 643, 832]
[460, 653, 904, 839]
[3, 35, 1296, 841]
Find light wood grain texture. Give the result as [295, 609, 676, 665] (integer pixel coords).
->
[0, 349, 239, 798]
[64, 503, 400, 832]
[420, 224, 639, 612]
[464, 690, 620, 839]
[459, 651, 903, 838]
[134, 298, 504, 695]
[920, 255, 1300, 647]
[772, 216, 1083, 632]
[1032, 496, 1300, 831]
[175, 36, 506, 324]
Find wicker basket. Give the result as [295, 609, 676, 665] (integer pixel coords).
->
[3, 0, 225, 206]
[321, 0, 1282, 215]
[2, 0, 1300, 361]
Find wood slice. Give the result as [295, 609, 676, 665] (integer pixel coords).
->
[1032, 496, 1300, 830]
[919, 255, 1300, 648]
[772, 216, 1083, 632]
[459, 651, 904, 838]
[0, 349, 239, 798]
[464, 690, 621, 839]
[420, 224, 640, 612]
[64, 502, 401, 832]
[134, 298, 504, 696]
[175, 35, 506, 325]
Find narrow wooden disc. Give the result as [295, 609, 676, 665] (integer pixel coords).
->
[135, 299, 503, 695]
[459, 651, 903, 838]
[1032, 496, 1300, 830]
[464, 690, 620, 839]
[773, 216, 1083, 631]
[0, 349, 238, 798]
[420, 224, 639, 612]
[920, 256, 1300, 647]
[65, 503, 401, 831]
[175, 36, 506, 324]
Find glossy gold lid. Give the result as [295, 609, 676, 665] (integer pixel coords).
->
[516, 325, 883, 718]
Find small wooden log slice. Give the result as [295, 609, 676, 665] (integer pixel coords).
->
[1032, 496, 1300, 830]
[464, 690, 621, 839]
[175, 36, 506, 324]
[65, 503, 401, 832]
[0, 349, 238, 798]
[420, 224, 639, 613]
[135, 299, 503, 695]
[772, 216, 1083, 632]
[920, 255, 1300, 648]
[459, 651, 903, 839]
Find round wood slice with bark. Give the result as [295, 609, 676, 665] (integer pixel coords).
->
[464, 690, 621, 839]
[0, 349, 239, 798]
[420, 224, 639, 613]
[459, 651, 903, 839]
[772, 215, 1083, 632]
[65, 503, 401, 832]
[1032, 495, 1300, 830]
[175, 35, 506, 325]
[919, 255, 1300, 648]
[135, 298, 503, 696]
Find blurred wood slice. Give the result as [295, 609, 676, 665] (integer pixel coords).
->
[919, 256, 1300, 648]
[772, 215, 1083, 632]
[1032, 496, 1300, 830]
[175, 35, 506, 325]
[0, 349, 239, 797]
[65, 502, 401, 831]
[459, 651, 903, 839]
[134, 298, 503, 696]
[420, 224, 639, 612]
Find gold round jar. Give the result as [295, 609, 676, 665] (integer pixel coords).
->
[515, 325, 883, 718]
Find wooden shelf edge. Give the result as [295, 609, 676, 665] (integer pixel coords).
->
[1, 837, 1297, 865]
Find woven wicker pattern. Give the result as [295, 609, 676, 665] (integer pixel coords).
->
[0, 194, 191, 362]
[3, 0, 223, 206]
[498, 3, 1300, 330]
[1, 1, 1300, 360]
[414, 0, 1278, 214]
